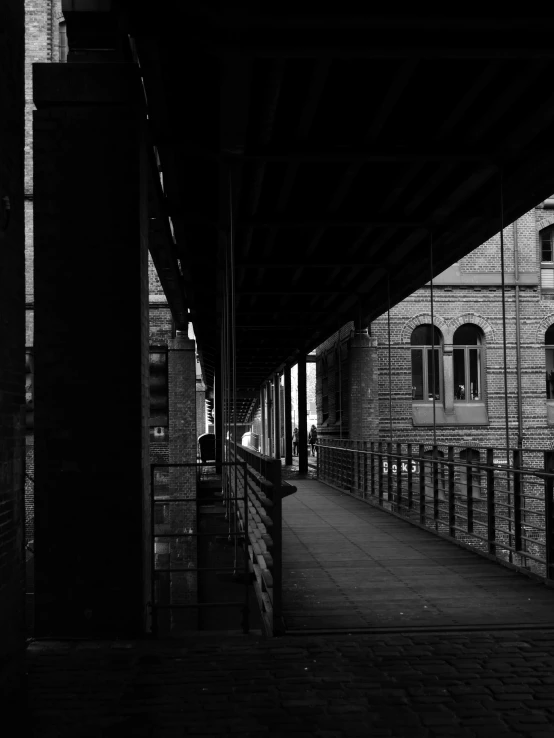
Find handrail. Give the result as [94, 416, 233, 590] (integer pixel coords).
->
[318, 439, 554, 584]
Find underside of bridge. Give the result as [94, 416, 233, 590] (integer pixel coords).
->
[62, 5, 554, 408]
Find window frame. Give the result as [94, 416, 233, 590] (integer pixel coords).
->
[540, 226, 554, 293]
[453, 325, 484, 404]
[410, 325, 444, 403]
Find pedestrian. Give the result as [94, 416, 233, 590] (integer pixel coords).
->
[292, 427, 299, 456]
[308, 425, 318, 456]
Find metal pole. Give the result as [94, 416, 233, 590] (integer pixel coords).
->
[429, 233, 437, 447]
[513, 219, 523, 448]
[387, 272, 393, 443]
[499, 173, 511, 469]
[229, 170, 238, 569]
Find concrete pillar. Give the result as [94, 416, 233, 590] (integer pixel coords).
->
[348, 331, 379, 440]
[33, 63, 150, 636]
[273, 373, 281, 459]
[298, 356, 308, 474]
[284, 366, 293, 465]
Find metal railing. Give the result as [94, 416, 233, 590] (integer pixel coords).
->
[150, 461, 249, 635]
[318, 438, 554, 583]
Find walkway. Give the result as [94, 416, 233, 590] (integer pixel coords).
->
[282, 479, 554, 632]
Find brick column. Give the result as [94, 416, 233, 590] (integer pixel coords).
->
[33, 63, 150, 636]
[348, 331, 379, 440]
[284, 366, 293, 465]
[273, 373, 281, 459]
[168, 333, 197, 629]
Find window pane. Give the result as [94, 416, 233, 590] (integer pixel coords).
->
[547, 348, 554, 399]
[542, 268, 554, 290]
[542, 237, 553, 262]
[427, 348, 441, 400]
[453, 324, 480, 345]
[453, 348, 465, 399]
[411, 325, 441, 345]
[411, 349, 423, 399]
[469, 348, 480, 400]
[545, 325, 554, 344]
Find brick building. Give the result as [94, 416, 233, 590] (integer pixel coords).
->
[316, 203, 554, 454]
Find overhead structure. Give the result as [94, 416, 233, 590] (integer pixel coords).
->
[66, 5, 554, 402]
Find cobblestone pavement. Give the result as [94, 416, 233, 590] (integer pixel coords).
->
[26, 628, 554, 737]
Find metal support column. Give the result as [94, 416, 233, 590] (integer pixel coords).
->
[298, 355, 308, 474]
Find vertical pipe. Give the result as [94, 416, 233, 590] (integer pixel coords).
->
[499, 172, 511, 468]
[284, 365, 293, 465]
[513, 219, 523, 448]
[429, 233, 437, 447]
[229, 170, 238, 568]
[386, 273, 393, 442]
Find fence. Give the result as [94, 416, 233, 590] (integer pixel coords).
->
[150, 461, 249, 635]
[318, 438, 554, 583]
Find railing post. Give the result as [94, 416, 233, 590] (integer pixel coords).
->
[407, 442, 413, 510]
[432, 444, 439, 529]
[371, 441, 375, 498]
[396, 442, 402, 512]
[387, 441, 393, 503]
[363, 441, 368, 498]
[419, 443, 425, 525]
[513, 448, 522, 553]
[448, 446, 455, 538]
[487, 448, 496, 556]
[466, 448, 474, 535]
[378, 441, 384, 505]
[544, 451, 554, 581]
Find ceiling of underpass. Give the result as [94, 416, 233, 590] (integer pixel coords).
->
[68, 5, 554, 397]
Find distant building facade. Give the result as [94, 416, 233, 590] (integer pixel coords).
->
[316, 202, 554, 452]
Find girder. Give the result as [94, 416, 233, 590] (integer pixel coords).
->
[64, 6, 554, 399]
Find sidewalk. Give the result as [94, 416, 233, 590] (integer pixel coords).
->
[26, 629, 554, 737]
[282, 478, 554, 632]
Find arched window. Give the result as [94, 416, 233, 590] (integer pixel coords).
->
[545, 325, 554, 399]
[541, 226, 554, 291]
[453, 324, 483, 402]
[411, 325, 443, 401]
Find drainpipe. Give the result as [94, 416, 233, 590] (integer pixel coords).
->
[513, 219, 523, 448]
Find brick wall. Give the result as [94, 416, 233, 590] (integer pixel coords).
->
[0, 0, 26, 705]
